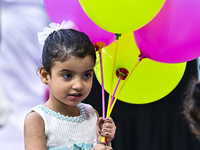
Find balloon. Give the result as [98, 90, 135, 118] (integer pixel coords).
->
[94, 33, 186, 104]
[134, 0, 200, 63]
[43, 0, 115, 46]
[79, 0, 166, 33]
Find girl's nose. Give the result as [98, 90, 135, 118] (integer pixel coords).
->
[72, 79, 84, 91]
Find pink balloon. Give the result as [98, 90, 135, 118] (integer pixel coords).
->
[43, 0, 115, 46]
[134, 0, 200, 63]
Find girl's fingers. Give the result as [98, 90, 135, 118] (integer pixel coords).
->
[97, 117, 104, 128]
[97, 117, 116, 140]
[103, 117, 114, 123]
[101, 128, 113, 135]
[102, 123, 114, 129]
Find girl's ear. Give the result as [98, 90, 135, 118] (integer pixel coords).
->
[39, 67, 50, 84]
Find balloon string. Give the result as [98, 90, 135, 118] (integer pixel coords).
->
[107, 59, 141, 117]
[99, 49, 107, 143]
[102, 35, 120, 144]
[110, 76, 122, 109]
[106, 38, 119, 117]
[98, 47, 107, 144]
[99, 49, 105, 119]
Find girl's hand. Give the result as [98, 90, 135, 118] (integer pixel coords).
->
[96, 117, 116, 144]
[91, 143, 113, 150]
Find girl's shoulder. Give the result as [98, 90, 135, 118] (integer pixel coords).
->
[79, 103, 94, 110]
[25, 105, 45, 124]
[80, 103, 99, 118]
[24, 105, 45, 129]
[24, 111, 45, 138]
[25, 111, 44, 125]
[31, 105, 47, 119]
[24, 110, 46, 149]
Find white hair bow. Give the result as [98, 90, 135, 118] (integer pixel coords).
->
[37, 20, 78, 45]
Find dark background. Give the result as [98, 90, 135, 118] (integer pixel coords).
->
[85, 59, 200, 150]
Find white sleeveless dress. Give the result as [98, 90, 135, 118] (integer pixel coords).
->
[32, 103, 98, 150]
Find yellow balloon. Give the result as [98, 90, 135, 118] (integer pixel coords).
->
[94, 33, 186, 104]
[79, 0, 166, 33]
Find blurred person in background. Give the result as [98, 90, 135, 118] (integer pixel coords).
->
[183, 77, 200, 141]
[0, 83, 10, 127]
[0, 0, 50, 149]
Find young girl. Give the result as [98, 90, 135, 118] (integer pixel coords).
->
[183, 77, 200, 140]
[24, 21, 116, 150]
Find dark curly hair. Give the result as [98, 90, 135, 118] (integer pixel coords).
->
[42, 29, 96, 75]
[183, 77, 200, 140]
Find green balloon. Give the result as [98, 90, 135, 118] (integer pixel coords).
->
[95, 33, 186, 104]
[79, 0, 166, 33]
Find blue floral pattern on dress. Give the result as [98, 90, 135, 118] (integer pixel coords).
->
[38, 103, 86, 123]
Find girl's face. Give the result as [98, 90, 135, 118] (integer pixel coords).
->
[47, 55, 95, 107]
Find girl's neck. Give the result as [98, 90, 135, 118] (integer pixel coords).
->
[44, 100, 80, 117]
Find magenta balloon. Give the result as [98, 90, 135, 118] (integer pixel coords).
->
[134, 0, 200, 63]
[43, 0, 115, 46]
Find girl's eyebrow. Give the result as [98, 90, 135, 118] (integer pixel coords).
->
[59, 69, 72, 73]
[59, 69, 94, 73]
[85, 69, 94, 72]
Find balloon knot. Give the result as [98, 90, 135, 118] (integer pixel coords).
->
[94, 42, 106, 52]
[138, 51, 150, 61]
[115, 34, 121, 40]
[116, 68, 129, 80]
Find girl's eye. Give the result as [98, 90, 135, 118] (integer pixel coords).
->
[63, 73, 72, 79]
[83, 73, 91, 79]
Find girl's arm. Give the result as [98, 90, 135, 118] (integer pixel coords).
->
[24, 112, 47, 150]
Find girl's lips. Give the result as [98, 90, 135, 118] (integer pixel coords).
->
[69, 93, 83, 99]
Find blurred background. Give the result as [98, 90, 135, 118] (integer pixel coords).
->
[1, 0, 200, 150]
[0, 0, 50, 149]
